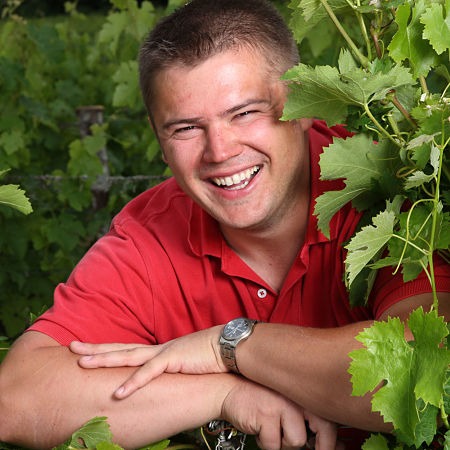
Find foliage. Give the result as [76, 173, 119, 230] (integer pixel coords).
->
[0, 0, 175, 339]
[0, 169, 32, 215]
[0, 416, 171, 450]
[285, 0, 449, 447]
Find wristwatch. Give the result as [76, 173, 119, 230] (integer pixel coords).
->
[219, 318, 258, 373]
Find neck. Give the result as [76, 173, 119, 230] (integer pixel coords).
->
[220, 195, 310, 292]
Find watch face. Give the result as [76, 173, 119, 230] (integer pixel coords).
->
[223, 318, 251, 340]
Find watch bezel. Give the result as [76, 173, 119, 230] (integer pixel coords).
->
[222, 318, 254, 341]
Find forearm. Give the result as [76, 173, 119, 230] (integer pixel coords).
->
[0, 334, 235, 449]
[235, 321, 387, 432]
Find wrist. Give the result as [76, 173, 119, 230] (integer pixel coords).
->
[219, 318, 258, 373]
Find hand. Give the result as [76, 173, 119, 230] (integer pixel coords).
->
[70, 326, 226, 398]
[221, 379, 341, 450]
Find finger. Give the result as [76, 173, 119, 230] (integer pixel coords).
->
[306, 416, 337, 450]
[280, 408, 307, 449]
[257, 421, 282, 450]
[114, 359, 170, 398]
[69, 341, 142, 355]
[78, 347, 157, 369]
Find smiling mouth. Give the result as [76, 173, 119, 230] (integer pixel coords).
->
[210, 166, 260, 191]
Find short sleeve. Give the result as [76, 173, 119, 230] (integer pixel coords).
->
[370, 253, 450, 319]
[28, 220, 156, 346]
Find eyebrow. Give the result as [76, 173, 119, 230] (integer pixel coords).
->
[161, 98, 270, 131]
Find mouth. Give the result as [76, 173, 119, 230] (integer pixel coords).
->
[210, 165, 261, 191]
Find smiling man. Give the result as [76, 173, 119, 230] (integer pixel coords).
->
[1, 0, 449, 449]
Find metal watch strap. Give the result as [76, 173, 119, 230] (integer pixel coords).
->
[220, 340, 241, 373]
[219, 319, 258, 374]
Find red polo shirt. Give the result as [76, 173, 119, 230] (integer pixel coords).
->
[30, 120, 449, 344]
[29, 121, 449, 448]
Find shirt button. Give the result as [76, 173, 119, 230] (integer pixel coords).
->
[257, 288, 267, 299]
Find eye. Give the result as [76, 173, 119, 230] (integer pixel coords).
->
[175, 125, 197, 134]
[172, 125, 201, 140]
[236, 110, 256, 118]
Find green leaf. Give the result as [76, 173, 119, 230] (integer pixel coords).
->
[361, 433, 390, 450]
[421, 1, 450, 55]
[436, 212, 450, 250]
[409, 308, 450, 406]
[96, 442, 123, 450]
[345, 209, 396, 288]
[53, 417, 114, 449]
[387, 205, 433, 282]
[388, 1, 438, 77]
[445, 430, 450, 450]
[282, 64, 350, 124]
[282, 59, 413, 125]
[98, 12, 129, 55]
[314, 135, 401, 237]
[112, 61, 140, 109]
[0, 130, 25, 157]
[349, 309, 450, 444]
[138, 439, 170, 450]
[404, 144, 439, 189]
[288, 0, 350, 44]
[0, 184, 33, 215]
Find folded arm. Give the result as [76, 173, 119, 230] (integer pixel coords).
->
[0, 331, 338, 450]
[69, 293, 450, 433]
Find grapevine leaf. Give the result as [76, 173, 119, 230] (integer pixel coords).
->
[0, 184, 33, 215]
[138, 439, 171, 450]
[338, 48, 358, 73]
[282, 64, 351, 124]
[411, 96, 450, 137]
[348, 264, 378, 307]
[404, 144, 439, 189]
[436, 212, 450, 250]
[395, 400, 439, 446]
[409, 308, 450, 406]
[288, 0, 349, 44]
[349, 317, 418, 435]
[27, 23, 65, 63]
[53, 417, 113, 449]
[388, 1, 438, 77]
[387, 205, 432, 282]
[446, 431, 450, 450]
[345, 209, 396, 288]
[112, 61, 140, 109]
[361, 433, 390, 450]
[96, 443, 123, 450]
[0, 129, 25, 156]
[314, 135, 400, 238]
[349, 309, 450, 443]
[421, 1, 450, 55]
[282, 60, 413, 125]
[98, 12, 129, 55]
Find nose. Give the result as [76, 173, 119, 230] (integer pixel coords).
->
[203, 123, 242, 163]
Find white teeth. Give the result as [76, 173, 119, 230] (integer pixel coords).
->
[212, 166, 259, 188]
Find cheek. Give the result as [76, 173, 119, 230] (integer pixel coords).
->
[163, 143, 201, 176]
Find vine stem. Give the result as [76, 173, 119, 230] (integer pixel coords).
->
[319, 0, 370, 68]
[353, 0, 372, 61]
[428, 141, 445, 311]
[363, 103, 402, 146]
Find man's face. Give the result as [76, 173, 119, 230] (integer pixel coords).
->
[150, 48, 312, 234]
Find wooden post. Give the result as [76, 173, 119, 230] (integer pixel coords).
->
[76, 105, 110, 210]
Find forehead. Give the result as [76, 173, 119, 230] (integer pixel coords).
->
[149, 48, 282, 122]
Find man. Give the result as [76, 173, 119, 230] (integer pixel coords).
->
[1, 0, 449, 449]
